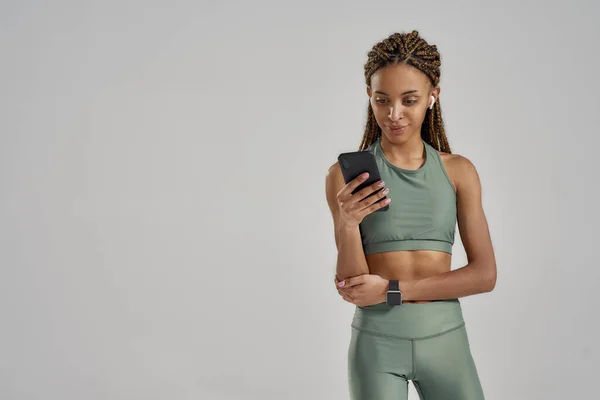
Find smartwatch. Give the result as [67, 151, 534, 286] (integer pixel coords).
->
[386, 279, 402, 306]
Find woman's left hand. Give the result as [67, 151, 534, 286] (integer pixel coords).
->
[334, 274, 389, 307]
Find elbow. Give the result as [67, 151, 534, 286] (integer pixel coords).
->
[482, 262, 497, 293]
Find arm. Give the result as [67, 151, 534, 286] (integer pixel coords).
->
[399, 155, 497, 301]
[325, 162, 370, 280]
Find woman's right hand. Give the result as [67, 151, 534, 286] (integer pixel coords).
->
[336, 172, 391, 227]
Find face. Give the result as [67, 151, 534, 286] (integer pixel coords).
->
[367, 63, 440, 143]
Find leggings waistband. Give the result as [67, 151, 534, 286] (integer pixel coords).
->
[351, 299, 465, 340]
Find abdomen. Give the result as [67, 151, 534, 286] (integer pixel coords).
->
[366, 250, 451, 303]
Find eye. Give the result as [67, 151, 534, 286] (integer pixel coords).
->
[375, 98, 387, 104]
[404, 99, 417, 105]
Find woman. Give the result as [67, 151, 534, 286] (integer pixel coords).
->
[325, 30, 497, 399]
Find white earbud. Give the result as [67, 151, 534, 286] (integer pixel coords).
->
[429, 96, 435, 110]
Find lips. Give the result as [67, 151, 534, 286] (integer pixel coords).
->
[389, 125, 408, 132]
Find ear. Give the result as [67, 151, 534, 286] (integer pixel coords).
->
[430, 86, 441, 103]
[366, 86, 372, 97]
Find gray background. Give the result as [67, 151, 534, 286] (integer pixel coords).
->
[1, 1, 598, 399]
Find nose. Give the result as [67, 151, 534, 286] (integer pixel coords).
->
[388, 106, 403, 121]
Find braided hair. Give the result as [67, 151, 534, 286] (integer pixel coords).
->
[359, 30, 451, 153]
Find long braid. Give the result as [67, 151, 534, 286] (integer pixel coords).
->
[359, 30, 452, 154]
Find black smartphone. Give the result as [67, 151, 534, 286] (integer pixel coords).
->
[337, 150, 389, 211]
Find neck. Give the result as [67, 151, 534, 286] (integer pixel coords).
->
[379, 134, 425, 164]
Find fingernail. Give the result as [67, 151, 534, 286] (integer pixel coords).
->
[337, 281, 345, 287]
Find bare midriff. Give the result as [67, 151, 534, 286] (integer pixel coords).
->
[366, 250, 452, 304]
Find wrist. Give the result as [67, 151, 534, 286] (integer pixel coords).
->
[337, 219, 359, 231]
[384, 278, 403, 305]
[383, 279, 414, 305]
[398, 280, 412, 302]
[381, 278, 390, 302]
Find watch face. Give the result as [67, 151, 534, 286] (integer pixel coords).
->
[386, 292, 402, 305]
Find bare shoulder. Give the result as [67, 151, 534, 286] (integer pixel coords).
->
[325, 161, 343, 208]
[437, 150, 480, 193]
[326, 161, 342, 180]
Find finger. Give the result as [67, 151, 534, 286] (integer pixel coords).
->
[354, 180, 387, 203]
[337, 172, 369, 200]
[357, 196, 392, 219]
[342, 275, 365, 287]
[337, 286, 351, 295]
[339, 180, 386, 216]
[357, 187, 390, 212]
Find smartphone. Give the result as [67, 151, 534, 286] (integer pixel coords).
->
[337, 150, 389, 211]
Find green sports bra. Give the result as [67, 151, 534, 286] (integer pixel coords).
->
[359, 137, 457, 255]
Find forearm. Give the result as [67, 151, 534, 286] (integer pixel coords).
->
[335, 222, 370, 281]
[401, 261, 496, 302]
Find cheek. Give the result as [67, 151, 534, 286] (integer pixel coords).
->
[405, 108, 426, 122]
[373, 106, 421, 121]
[411, 109, 424, 120]
[372, 106, 390, 120]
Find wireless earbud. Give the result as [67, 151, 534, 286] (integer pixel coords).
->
[429, 96, 435, 109]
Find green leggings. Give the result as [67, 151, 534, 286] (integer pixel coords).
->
[348, 299, 485, 400]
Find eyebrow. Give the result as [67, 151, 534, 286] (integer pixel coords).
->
[374, 90, 419, 96]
